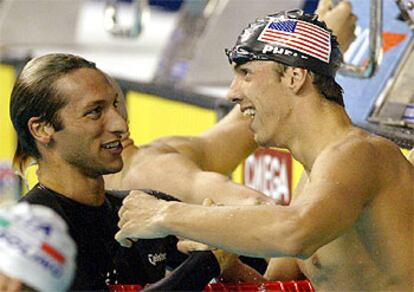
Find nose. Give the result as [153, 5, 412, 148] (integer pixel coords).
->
[107, 106, 128, 138]
[226, 77, 243, 104]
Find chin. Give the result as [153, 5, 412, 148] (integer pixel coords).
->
[109, 161, 124, 173]
[254, 132, 264, 146]
[254, 134, 274, 148]
[100, 160, 124, 175]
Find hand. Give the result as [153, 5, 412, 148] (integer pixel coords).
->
[219, 258, 267, 284]
[177, 239, 214, 254]
[317, 0, 357, 53]
[177, 238, 240, 275]
[115, 190, 171, 247]
[0, 273, 23, 292]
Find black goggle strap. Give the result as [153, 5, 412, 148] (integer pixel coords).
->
[225, 48, 272, 65]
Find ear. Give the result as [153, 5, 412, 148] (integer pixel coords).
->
[283, 67, 308, 94]
[27, 117, 55, 146]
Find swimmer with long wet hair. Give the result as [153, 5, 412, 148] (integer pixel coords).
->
[116, 6, 414, 292]
[8, 54, 249, 290]
[0, 203, 76, 292]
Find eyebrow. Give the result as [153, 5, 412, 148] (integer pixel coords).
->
[84, 92, 119, 109]
[84, 100, 105, 110]
[233, 63, 244, 72]
[235, 63, 252, 74]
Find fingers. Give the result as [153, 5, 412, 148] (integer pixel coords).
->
[115, 228, 134, 248]
[116, 190, 169, 246]
[316, 0, 357, 54]
[0, 274, 23, 292]
[0, 274, 7, 292]
[315, 0, 333, 16]
[328, 1, 353, 25]
[117, 207, 128, 228]
[118, 190, 156, 226]
[177, 239, 214, 254]
[7, 278, 22, 292]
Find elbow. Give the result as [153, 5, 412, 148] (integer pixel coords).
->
[292, 244, 317, 260]
[269, 219, 318, 260]
[272, 240, 309, 260]
[277, 236, 317, 260]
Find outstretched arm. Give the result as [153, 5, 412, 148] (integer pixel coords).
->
[155, 105, 256, 175]
[116, 141, 377, 258]
[148, 0, 356, 177]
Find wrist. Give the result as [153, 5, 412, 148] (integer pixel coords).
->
[161, 200, 180, 234]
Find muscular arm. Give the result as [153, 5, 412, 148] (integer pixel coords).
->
[155, 106, 256, 175]
[264, 173, 308, 280]
[117, 140, 378, 258]
[122, 122, 270, 205]
[124, 153, 273, 205]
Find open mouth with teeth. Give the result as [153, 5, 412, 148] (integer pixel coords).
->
[243, 108, 256, 118]
[101, 141, 122, 150]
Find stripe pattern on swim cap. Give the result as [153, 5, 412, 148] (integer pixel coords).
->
[0, 203, 76, 292]
[257, 19, 331, 63]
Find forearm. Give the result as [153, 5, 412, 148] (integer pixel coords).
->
[189, 173, 275, 206]
[162, 203, 301, 258]
[199, 106, 257, 174]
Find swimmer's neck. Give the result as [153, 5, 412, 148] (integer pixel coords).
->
[37, 163, 106, 206]
[285, 103, 353, 172]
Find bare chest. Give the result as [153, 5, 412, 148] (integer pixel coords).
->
[293, 179, 409, 290]
[297, 230, 386, 291]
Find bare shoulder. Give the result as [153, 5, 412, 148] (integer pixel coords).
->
[132, 138, 202, 172]
[140, 137, 181, 154]
[146, 136, 204, 161]
[314, 132, 373, 171]
[313, 128, 410, 185]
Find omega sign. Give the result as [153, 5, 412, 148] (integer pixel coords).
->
[243, 148, 292, 205]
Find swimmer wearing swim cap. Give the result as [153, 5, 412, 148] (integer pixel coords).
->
[0, 203, 76, 292]
[116, 8, 414, 291]
[225, 9, 342, 77]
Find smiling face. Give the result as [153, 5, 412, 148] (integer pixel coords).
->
[50, 68, 128, 177]
[227, 60, 294, 147]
